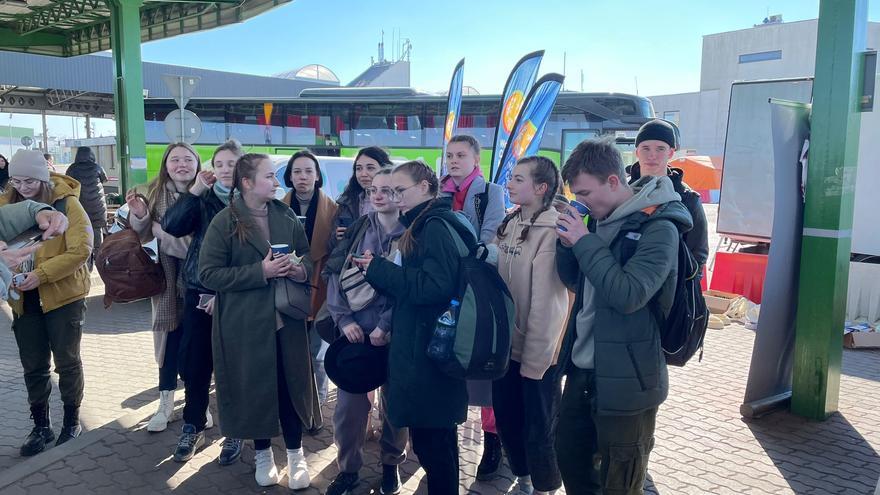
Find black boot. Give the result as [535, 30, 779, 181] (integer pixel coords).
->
[56, 405, 82, 446]
[476, 431, 503, 480]
[380, 464, 401, 495]
[20, 404, 55, 457]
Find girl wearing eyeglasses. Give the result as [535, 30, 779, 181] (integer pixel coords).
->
[322, 167, 409, 495]
[352, 160, 477, 494]
[0, 150, 92, 456]
[331, 146, 393, 243]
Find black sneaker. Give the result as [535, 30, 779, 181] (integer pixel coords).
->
[20, 426, 55, 457]
[476, 432, 503, 480]
[172, 424, 205, 463]
[380, 464, 401, 495]
[325, 472, 359, 495]
[217, 437, 242, 466]
[55, 424, 82, 446]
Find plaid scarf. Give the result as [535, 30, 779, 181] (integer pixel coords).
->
[149, 182, 184, 334]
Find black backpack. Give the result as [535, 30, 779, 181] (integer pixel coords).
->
[619, 226, 709, 367]
[426, 217, 516, 380]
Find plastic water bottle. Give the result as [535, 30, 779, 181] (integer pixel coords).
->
[427, 300, 460, 360]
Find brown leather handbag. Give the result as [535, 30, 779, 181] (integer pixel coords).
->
[95, 227, 165, 308]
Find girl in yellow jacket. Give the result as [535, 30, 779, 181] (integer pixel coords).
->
[1, 150, 92, 457]
[491, 156, 569, 495]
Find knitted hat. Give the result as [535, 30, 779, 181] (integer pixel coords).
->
[636, 119, 677, 149]
[9, 150, 50, 182]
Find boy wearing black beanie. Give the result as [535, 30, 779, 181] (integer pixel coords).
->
[629, 119, 709, 268]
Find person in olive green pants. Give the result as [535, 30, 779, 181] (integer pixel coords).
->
[554, 138, 692, 495]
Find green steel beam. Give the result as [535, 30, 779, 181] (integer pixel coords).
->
[16, 0, 106, 36]
[108, 0, 147, 191]
[0, 27, 66, 46]
[1, 1, 292, 56]
[791, 0, 867, 420]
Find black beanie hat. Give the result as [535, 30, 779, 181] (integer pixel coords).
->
[636, 119, 676, 148]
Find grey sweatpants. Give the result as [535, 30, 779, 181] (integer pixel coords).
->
[334, 385, 408, 473]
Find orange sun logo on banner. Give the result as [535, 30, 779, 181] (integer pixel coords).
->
[512, 120, 538, 158]
[502, 90, 525, 134]
[444, 111, 456, 141]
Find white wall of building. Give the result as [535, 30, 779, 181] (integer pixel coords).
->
[650, 19, 880, 157]
[650, 90, 720, 154]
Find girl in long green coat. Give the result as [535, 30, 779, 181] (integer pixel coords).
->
[198, 153, 321, 490]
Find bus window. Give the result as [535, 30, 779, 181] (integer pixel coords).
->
[285, 103, 335, 146]
[561, 129, 600, 165]
[457, 100, 499, 148]
[592, 97, 641, 116]
[348, 103, 422, 147]
[542, 112, 595, 151]
[227, 103, 284, 145]
[189, 103, 227, 144]
[145, 103, 179, 144]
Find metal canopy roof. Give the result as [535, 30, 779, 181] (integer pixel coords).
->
[0, 0, 290, 57]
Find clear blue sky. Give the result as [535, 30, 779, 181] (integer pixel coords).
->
[138, 0, 880, 96]
[5, 0, 880, 149]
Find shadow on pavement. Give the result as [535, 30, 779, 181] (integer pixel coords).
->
[841, 348, 880, 383]
[121, 385, 162, 410]
[747, 411, 880, 494]
[82, 296, 151, 335]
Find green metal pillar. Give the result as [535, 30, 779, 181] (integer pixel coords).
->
[108, 0, 147, 192]
[791, 0, 867, 420]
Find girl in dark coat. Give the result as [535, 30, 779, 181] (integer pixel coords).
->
[199, 153, 320, 490]
[281, 150, 337, 407]
[161, 139, 243, 465]
[353, 160, 476, 494]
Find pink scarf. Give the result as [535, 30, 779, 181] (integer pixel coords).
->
[442, 167, 483, 212]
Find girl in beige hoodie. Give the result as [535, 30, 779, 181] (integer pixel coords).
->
[492, 156, 569, 495]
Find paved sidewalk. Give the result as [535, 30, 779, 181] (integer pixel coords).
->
[0, 297, 878, 494]
[0, 204, 878, 494]
[0, 283, 155, 473]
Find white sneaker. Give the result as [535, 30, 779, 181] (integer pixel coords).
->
[254, 448, 280, 487]
[205, 408, 213, 429]
[287, 448, 310, 490]
[146, 390, 175, 433]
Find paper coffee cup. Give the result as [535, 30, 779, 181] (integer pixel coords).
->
[270, 244, 291, 256]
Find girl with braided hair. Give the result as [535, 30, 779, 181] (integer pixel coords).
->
[352, 160, 477, 494]
[491, 155, 570, 495]
[198, 153, 320, 490]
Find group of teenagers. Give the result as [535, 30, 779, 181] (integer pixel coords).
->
[0, 117, 708, 495]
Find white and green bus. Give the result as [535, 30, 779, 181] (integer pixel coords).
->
[143, 87, 654, 179]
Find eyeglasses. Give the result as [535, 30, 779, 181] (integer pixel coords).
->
[366, 187, 394, 197]
[389, 183, 419, 200]
[8, 178, 40, 188]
